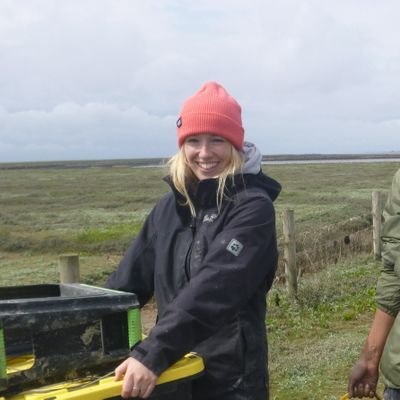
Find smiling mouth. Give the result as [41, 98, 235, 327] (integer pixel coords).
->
[197, 161, 218, 170]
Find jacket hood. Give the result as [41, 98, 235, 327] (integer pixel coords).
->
[241, 141, 281, 201]
[242, 142, 262, 174]
[247, 171, 281, 202]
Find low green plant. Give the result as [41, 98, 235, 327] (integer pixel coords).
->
[75, 223, 141, 244]
[268, 256, 381, 399]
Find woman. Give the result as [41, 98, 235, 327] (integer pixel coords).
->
[106, 81, 281, 399]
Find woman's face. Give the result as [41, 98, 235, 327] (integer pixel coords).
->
[183, 134, 232, 180]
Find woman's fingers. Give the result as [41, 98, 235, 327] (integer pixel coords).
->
[115, 358, 129, 381]
[114, 357, 158, 399]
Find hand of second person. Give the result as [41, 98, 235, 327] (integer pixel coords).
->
[115, 357, 158, 399]
[347, 358, 379, 398]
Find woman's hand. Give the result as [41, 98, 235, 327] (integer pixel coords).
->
[115, 357, 158, 399]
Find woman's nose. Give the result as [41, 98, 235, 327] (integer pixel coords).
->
[198, 143, 211, 157]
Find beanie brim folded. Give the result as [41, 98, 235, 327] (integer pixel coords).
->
[177, 112, 244, 150]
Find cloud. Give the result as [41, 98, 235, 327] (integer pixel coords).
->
[0, 103, 176, 161]
[0, 0, 399, 161]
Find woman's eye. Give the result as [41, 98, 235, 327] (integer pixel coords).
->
[211, 137, 226, 143]
[186, 137, 199, 144]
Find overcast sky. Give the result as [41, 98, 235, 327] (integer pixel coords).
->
[1, 1, 399, 162]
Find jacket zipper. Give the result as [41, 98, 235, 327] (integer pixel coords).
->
[184, 212, 202, 280]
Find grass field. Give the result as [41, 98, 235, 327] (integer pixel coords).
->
[0, 161, 398, 283]
[0, 160, 399, 399]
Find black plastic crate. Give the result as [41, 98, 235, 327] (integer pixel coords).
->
[0, 284, 140, 396]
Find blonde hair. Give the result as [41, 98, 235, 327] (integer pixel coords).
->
[167, 144, 245, 216]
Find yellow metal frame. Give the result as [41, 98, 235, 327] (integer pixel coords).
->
[6, 356, 35, 375]
[2, 353, 204, 400]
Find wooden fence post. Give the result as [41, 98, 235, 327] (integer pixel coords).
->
[282, 209, 297, 299]
[372, 191, 383, 260]
[59, 254, 80, 283]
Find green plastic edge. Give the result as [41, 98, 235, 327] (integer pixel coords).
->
[0, 324, 7, 380]
[127, 308, 142, 348]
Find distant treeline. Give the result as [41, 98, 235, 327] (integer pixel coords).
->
[262, 152, 400, 161]
[1, 153, 399, 170]
[0, 158, 168, 170]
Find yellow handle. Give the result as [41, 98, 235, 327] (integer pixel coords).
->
[340, 393, 382, 400]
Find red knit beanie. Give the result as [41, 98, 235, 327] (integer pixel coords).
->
[176, 81, 244, 151]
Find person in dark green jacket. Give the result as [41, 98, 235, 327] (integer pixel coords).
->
[348, 167, 400, 399]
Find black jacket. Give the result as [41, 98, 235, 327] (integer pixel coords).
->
[106, 171, 281, 396]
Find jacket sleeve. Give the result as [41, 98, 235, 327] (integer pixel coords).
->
[104, 207, 157, 307]
[376, 168, 400, 316]
[130, 194, 277, 375]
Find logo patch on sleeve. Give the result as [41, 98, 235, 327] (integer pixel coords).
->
[226, 238, 243, 256]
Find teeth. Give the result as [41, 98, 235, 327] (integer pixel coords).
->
[198, 162, 217, 170]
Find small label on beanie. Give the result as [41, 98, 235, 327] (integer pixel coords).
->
[176, 117, 182, 128]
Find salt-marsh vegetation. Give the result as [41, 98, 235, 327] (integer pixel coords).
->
[0, 161, 398, 285]
[0, 161, 399, 398]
